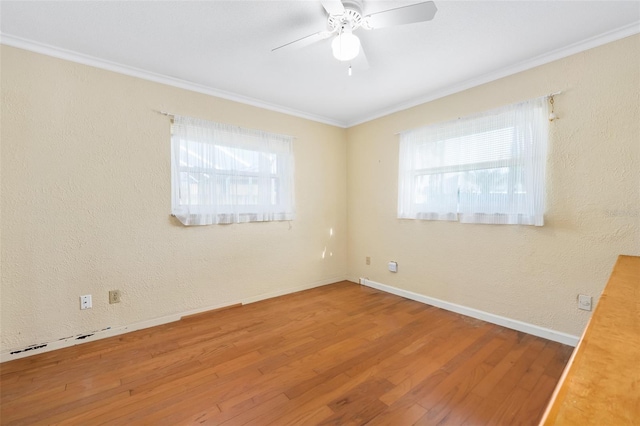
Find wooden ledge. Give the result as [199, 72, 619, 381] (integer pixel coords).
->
[540, 255, 640, 424]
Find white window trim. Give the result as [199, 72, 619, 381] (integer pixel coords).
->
[398, 96, 549, 226]
[171, 115, 295, 226]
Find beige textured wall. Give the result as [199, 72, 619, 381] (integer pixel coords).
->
[1, 46, 348, 350]
[1, 35, 639, 351]
[347, 35, 640, 337]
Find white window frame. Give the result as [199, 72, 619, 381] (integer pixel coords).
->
[398, 97, 549, 226]
[171, 115, 295, 226]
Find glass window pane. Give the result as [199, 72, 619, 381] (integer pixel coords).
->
[215, 146, 260, 172]
[416, 127, 515, 169]
[215, 175, 260, 206]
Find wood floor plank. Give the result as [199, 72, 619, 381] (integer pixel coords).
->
[217, 364, 318, 413]
[211, 393, 291, 425]
[483, 336, 547, 403]
[366, 400, 428, 426]
[517, 342, 558, 392]
[379, 323, 496, 407]
[435, 392, 485, 426]
[511, 374, 560, 425]
[472, 333, 535, 398]
[0, 281, 572, 425]
[41, 391, 134, 426]
[324, 377, 395, 423]
[412, 335, 506, 424]
[486, 386, 531, 425]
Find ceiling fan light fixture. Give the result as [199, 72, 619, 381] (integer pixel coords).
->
[331, 28, 360, 61]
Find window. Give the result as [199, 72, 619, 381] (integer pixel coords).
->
[171, 115, 294, 225]
[398, 96, 549, 226]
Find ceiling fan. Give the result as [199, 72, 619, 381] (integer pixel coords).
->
[272, 0, 438, 69]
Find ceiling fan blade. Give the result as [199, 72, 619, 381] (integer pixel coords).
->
[272, 30, 332, 53]
[365, 1, 437, 29]
[321, 0, 345, 16]
[352, 45, 369, 71]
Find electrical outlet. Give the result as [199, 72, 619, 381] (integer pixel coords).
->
[365, 256, 371, 265]
[578, 294, 592, 311]
[80, 295, 92, 310]
[109, 290, 121, 304]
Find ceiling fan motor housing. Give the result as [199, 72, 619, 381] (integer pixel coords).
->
[328, 0, 365, 31]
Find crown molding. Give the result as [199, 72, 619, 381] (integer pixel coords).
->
[347, 20, 640, 127]
[0, 33, 348, 128]
[2, 20, 638, 130]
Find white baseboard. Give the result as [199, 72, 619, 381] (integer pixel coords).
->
[0, 314, 181, 363]
[0, 275, 347, 363]
[359, 278, 579, 347]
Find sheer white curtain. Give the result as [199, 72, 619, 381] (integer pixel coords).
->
[398, 96, 549, 226]
[171, 115, 295, 226]
[398, 132, 459, 221]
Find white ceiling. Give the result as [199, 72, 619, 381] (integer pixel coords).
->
[1, 1, 639, 127]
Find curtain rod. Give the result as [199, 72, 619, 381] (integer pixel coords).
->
[394, 91, 564, 135]
[154, 110, 297, 140]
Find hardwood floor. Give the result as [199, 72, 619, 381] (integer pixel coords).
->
[0, 281, 573, 425]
